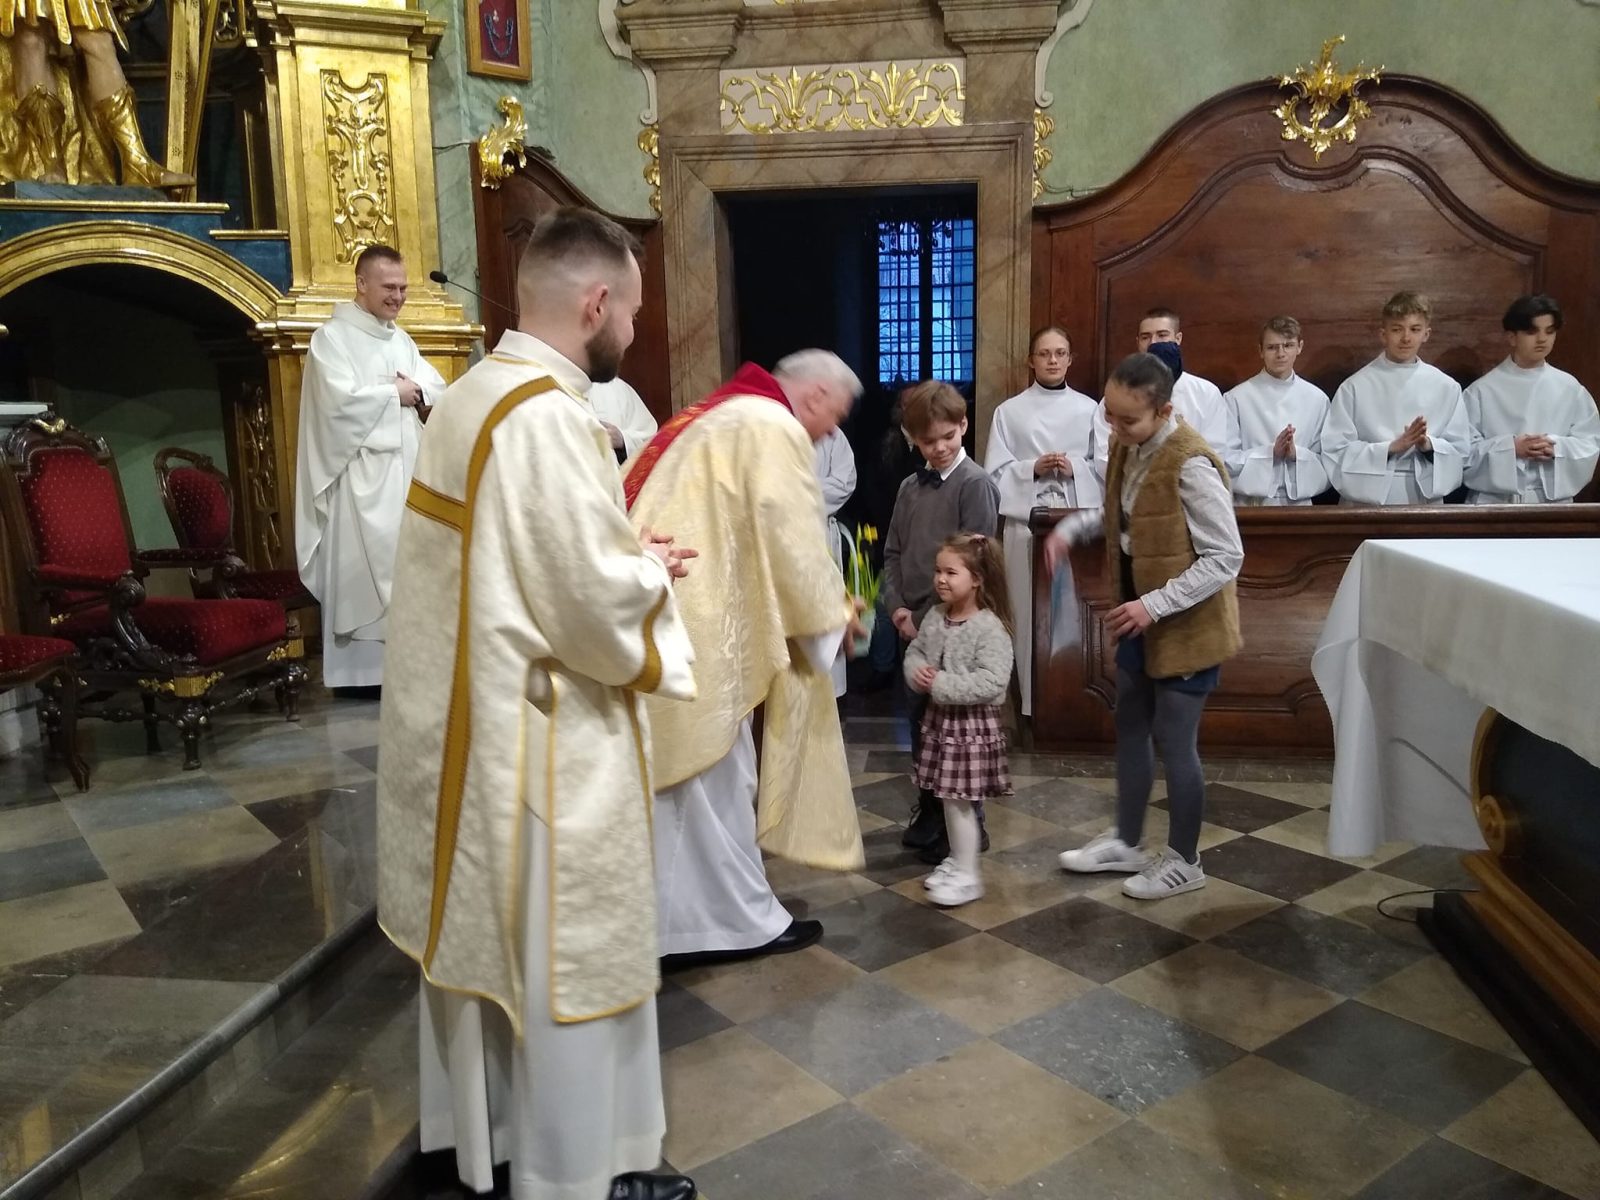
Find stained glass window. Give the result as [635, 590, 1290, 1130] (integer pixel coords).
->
[874, 215, 975, 388]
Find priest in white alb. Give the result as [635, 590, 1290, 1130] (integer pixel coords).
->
[1464, 294, 1600, 504]
[376, 209, 700, 1200]
[1321, 292, 1471, 506]
[1222, 315, 1332, 505]
[1092, 308, 1227, 479]
[591, 375, 658, 463]
[983, 325, 1100, 716]
[626, 350, 866, 968]
[814, 425, 857, 698]
[295, 245, 446, 689]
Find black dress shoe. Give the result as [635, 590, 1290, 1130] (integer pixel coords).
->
[610, 1172, 696, 1200]
[901, 791, 947, 849]
[660, 919, 823, 972]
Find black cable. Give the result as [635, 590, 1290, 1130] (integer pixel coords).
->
[1375, 887, 1475, 924]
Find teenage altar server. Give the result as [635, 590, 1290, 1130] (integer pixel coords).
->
[1321, 291, 1471, 506]
[983, 325, 1100, 716]
[1464, 294, 1600, 504]
[377, 208, 700, 1200]
[295, 245, 446, 689]
[1093, 308, 1227, 479]
[590, 376, 658, 463]
[1222, 315, 1332, 505]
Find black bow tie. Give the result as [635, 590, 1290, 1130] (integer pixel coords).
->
[918, 467, 944, 488]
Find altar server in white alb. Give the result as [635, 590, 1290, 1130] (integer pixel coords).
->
[984, 325, 1101, 716]
[1222, 315, 1332, 505]
[295, 245, 446, 688]
[815, 425, 858, 697]
[1093, 308, 1227, 479]
[1464, 294, 1600, 505]
[1321, 291, 1472, 506]
[590, 376, 658, 463]
[377, 208, 700, 1200]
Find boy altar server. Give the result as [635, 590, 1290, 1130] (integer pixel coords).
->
[983, 325, 1100, 716]
[1464, 294, 1600, 504]
[1093, 307, 1227, 479]
[1222, 316, 1331, 505]
[1321, 291, 1471, 505]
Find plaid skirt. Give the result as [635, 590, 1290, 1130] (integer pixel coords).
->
[913, 703, 1012, 801]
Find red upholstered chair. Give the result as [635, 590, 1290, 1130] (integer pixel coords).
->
[153, 448, 314, 624]
[0, 413, 305, 770]
[0, 634, 88, 790]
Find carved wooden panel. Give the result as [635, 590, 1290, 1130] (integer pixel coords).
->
[471, 152, 671, 423]
[1032, 78, 1600, 400]
[1029, 505, 1600, 757]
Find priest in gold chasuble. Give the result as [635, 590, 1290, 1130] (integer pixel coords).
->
[625, 351, 867, 967]
[377, 209, 699, 1200]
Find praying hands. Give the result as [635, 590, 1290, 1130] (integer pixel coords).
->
[1388, 415, 1431, 456]
[1514, 433, 1556, 460]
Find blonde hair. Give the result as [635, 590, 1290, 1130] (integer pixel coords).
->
[939, 533, 1012, 635]
[1382, 291, 1432, 322]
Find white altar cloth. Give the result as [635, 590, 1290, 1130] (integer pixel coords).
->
[1312, 538, 1600, 857]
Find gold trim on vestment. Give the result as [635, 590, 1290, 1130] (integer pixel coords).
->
[422, 376, 561, 968]
[406, 478, 465, 531]
[626, 591, 668, 694]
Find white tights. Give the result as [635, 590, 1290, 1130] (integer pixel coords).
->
[943, 797, 980, 878]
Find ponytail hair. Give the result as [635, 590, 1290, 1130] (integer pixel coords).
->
[940, 532, 1012, 635]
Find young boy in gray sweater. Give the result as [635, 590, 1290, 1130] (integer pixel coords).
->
[881, 381, 1001, 859]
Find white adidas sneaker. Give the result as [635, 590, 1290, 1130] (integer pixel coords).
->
[923, 858, 958, 890]
[1057, 831, 1150, 875]
[1122, 848, 1206, 900]
[926, 869, 984, 908]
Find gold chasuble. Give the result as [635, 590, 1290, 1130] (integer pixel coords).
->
[377, 333, 696, 1034]
[625, 364, 864, 872]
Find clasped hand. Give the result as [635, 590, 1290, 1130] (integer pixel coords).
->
[1273, 425, 1296, 462]
[1515, 433, 1556, 460]
[640, 527, 697, 581]
[1388, 415, 1431, 456]
[909, 664, 938, 694]
[396, 372, 425, 408]
[1034, 452, 1074, 479]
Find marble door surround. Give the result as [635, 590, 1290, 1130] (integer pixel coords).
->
[619, 0, 1059, 445]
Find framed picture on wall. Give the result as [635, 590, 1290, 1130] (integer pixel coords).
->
[466, 0, 532, 82]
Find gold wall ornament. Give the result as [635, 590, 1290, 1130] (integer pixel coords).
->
[1032, 108, 1054, 200]
[321, 69, 399, 263]
[1272, 35, 1382, 163]
[638, 123, 661, 215]
[238, 383, 285, 568]
[719, 60, 965, 135]
[477, 95, 528, 189]
[213, 0, 248, 48]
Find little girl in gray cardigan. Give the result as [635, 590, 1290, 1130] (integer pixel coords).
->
[905, 534, 1014, 907]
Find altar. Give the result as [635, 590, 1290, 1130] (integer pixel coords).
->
[1310, 537, 1600, 1133]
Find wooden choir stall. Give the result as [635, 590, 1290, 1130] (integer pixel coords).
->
[1025, 76, 1600, 1130]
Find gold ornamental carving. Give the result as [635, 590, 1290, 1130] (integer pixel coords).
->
[140, 672, 224, 698]
[719, 61, 964, 135]
[1032, 108, 1054, 201]
[1272, 35, 1382, 163]
[477, 95, 528, 190]
[321, 69, 398, 263]
[638, 123, 661, 215]
[238, 383, 284, 568]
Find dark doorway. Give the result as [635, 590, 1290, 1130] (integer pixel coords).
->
[724, 186, 979, 544]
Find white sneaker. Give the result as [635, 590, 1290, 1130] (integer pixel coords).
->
[1122, 849, 1206, 900]
[926, 870, 985, 908]
[923, 858, 958, 890]
[1058, 831, 1149, 875]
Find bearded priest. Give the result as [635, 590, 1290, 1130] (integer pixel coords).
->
[377, 209, 700, 1200]
[626, 350, 867, 969]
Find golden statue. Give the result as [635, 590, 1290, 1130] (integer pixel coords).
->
[0, 0, 192, 186]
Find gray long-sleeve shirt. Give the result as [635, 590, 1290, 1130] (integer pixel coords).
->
[882, 450, 1000, 623]
[1053, 418, 1243, 621]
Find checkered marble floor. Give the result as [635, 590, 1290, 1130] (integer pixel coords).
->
[660, 713, 1600, 1200]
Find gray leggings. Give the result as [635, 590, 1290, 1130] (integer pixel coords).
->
[1114, 667, 1209, 862]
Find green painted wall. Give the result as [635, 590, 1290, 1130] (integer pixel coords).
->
[1039, 0, 1600, 198]
[426, 0, 653, 323]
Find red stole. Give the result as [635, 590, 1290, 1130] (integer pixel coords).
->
[623, 363, 791, 510]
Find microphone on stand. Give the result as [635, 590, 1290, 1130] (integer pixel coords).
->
[428, 270, 517, 318]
